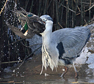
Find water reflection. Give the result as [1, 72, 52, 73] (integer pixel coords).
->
[0, 67, 94, 84]
[21, 75, 94, 84]
[1, 74, 94, 84]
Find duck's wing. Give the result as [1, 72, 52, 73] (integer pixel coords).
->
[26, 15, 45, 35]
[14, 7, 34, 26]
[6, 8, 45, 38]
[6, 22, 34, 39]
[14, 7, 45, 31]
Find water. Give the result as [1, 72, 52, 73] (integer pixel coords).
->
[0, 75, 94, 84]
[0, 69, 94, 84]
[0, 53, 94, 84]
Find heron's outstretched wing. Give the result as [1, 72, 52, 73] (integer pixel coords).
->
[52, 27, 91, 58]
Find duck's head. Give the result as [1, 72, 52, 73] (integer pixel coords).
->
[18, 12, 45, 36]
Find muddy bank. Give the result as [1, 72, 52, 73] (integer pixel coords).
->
[0, 54, 92, 77]
[0, 54, 94, 84]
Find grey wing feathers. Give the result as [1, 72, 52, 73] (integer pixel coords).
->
[52, 27, 91, 58]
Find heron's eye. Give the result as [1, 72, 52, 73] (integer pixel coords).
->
[42, 18, 47, 22]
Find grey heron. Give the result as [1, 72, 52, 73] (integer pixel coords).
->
[39, 15, 93, 78]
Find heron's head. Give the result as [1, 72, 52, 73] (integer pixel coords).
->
[40, 15, 53, 35]
[40, 15, 53, 24]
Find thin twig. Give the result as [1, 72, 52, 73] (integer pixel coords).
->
[1, 60, 22, 64]
[61, 4, 76, 13]
[55, 0, 59, 29]
[21, 42, 42, 48]
[58, 22, 63, 28]
[88, 4, 94, 10]
[89, 0, 92, 20]
[76, 4, 94, 16]
[0, 81, 23, 83]
[0, 0, 8, 15]
[47, 0, 53, 11]
[14, 46, 42, 70]
[7, 38, 25, 46]
[81, 0, 83, 25]
[81, 2, 94, 5]
[74, 0, 81, 12]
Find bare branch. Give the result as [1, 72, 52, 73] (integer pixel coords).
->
[0, 0, 8, 15]
[61, 4, 76, 13]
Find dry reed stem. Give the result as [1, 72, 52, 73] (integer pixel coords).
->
[0, 0, 8, 15]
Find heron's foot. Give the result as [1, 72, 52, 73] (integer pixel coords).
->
[40, 72, 42, 75]
[60, 66, 68, 78]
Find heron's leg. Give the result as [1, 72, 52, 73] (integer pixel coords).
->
[60, 66, 68, 77]
[73, 62, 78, 78]
[40, 64, 43, 75]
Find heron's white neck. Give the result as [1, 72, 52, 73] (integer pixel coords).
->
[41, 20, 53, 45]
[41, 20, 53, 36]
